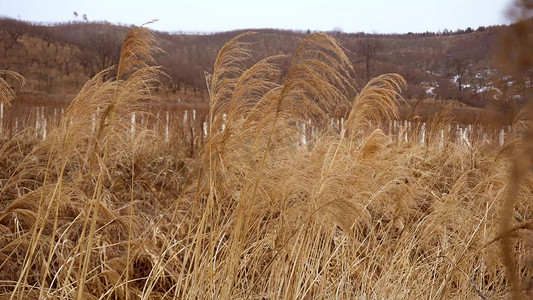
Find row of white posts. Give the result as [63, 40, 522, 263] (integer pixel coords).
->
[295, 118, 509, 148]
[0, 106, 509, 149]
[0, 106, 64, 139]
[151, 109, 198, 142]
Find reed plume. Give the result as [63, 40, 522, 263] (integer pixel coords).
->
[346, 73, 406, 137]
[0, 24, 165, 300]
[0, 27, 530, 300]
[0, 70, 25, 107]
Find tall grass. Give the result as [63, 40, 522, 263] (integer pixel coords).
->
[0, 70, 25, 108]
[0, 26, 532, 299]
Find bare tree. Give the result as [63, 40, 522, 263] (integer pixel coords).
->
[356, 38, 383, 83]
[447, 54, 471, 91]
[0, 18, 28, 58]
[73, 27, 122, 79]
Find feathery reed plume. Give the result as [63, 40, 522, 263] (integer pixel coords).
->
[76, 24, 163, 300]
[426, 109, 453, 146]
[346, 73, 406, 137]
[48, 68, 116, 161]
[95, 25, 162, 147]
[203, 32, 356, 176]
[510, 105, 533, 138]
[207, 32, 255, 116]
[197, 32, 361, 298]
[204, 32, 284, 163]
[116, 24, 161, 80]
[1, 24, 165, 300]
[497, 4, 533, 297]
[201, 32, 285, 211]
[0, 70, 25, 107]
[277, 33, 354, 121]
[500, 104, 533, 299]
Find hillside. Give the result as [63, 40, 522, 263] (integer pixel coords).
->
[0, 17, 528, 112]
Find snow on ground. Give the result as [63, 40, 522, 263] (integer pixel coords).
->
[477, 86, 491, 93]
[425, 70, 440, 77]
[425, 87, 436, 97]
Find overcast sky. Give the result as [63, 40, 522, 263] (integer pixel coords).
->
[2, 0, 513, 34]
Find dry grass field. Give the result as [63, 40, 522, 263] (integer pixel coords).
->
[0, 26, 533, 300]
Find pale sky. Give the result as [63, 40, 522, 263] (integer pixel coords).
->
[1, 0, 513, 34]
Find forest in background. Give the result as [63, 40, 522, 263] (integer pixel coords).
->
[0, 17, 530, 117]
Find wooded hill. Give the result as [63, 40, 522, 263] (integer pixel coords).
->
[0, 17, 529, 110]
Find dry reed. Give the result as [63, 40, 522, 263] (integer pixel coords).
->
[0, 26, 532, 300]
[0, 70, 25, 107]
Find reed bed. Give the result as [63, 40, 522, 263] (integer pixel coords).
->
[0, 27, 532, 300]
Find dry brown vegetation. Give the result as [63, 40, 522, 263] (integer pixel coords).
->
[0, 24, 533, 300]
[2, 16, 530, 114]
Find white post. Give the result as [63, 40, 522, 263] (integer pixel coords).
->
[308, 118, 311, 142]
[394, 121, 402, 142]
[131, 112, 136, 138]
[300, 122, 306, 146]
[35, 107, 40, 138]
[455, 125, 460, 145]
[462, 128, 470, 147]
[221, 113, 227, 131]
[499, 128, 505, 146]
[439, 129, 444, 149]
[42, 117, 47, 139]
[41, 107, 45, 137]
[193, 109, 196, 121]
[420, 123, 425, 146]
[92, 111, 96, 133]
